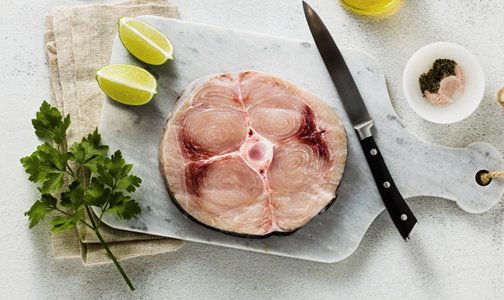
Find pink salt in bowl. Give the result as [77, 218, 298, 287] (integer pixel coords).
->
[402, 42, 485, 124]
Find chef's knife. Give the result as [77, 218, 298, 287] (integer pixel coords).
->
[303, 1, 417, 240]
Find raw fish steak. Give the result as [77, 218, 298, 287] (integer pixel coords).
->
[159, 71, 347, 237]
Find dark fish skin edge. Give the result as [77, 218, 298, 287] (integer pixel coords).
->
[158, 99, 348, 239]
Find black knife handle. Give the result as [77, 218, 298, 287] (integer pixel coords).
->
[359, 135, 417, 240]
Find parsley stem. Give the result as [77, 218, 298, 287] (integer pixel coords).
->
[96, 184, 116, 229]
[85, 205, 135, 291]
[54, 207, 94, 229]
[65, 163, 76, 177]
[59, 137, 68, 153]
[54, 208, 73, 217]
[65, 170, 76, 179]
[97, 208, 106, 228]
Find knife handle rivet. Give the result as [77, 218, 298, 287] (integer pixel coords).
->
[401, 214, 408, 221]
[383, 181, 390, 188]
[370, 148, 378, 156]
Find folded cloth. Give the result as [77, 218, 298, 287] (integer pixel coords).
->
[44, 0, 184, 265]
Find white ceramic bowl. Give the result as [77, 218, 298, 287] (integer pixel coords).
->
[402, 42, 485, 124]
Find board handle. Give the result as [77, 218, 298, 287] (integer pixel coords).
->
[359, 135, 418, 240]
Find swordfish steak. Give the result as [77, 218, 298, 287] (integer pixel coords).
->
[159, 71, 347, 237]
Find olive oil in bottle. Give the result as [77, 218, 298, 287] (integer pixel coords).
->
[340, 0, 403, 16]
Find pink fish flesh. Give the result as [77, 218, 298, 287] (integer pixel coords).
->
[159, 71, 348, 237]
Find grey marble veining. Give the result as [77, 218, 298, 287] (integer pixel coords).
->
[98, 16, 504, 263]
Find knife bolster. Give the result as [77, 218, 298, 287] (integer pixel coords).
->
[354, 120, 374, 140]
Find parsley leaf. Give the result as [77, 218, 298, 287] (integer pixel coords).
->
[24, 194, 57, 228]
[106, 192, 141, 220]
[20, 143, 70, 193]
[22, 101, 142, 291]
[50, 209, 83, 233]
[89, 151, 142, 220]
[100, 150, 142, 193]
[31, 100, 70, 145]
[60, 181, 85, 210]
[84, 178, 111, 207]
[117, 171, 142, 193]
[69, 129, 109, 173]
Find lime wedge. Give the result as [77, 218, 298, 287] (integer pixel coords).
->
[118, 17, 173, 65]
[96, 64, 157, 106]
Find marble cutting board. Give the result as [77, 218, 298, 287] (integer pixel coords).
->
[99, 16, 504, 263]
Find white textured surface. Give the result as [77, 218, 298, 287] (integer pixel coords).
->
[1, 0, 504, 299]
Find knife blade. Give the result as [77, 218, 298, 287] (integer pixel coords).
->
[303, 1, 417, 240]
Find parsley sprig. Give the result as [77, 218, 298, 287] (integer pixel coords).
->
[21, 101, 142, 291]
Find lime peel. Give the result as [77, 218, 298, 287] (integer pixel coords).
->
[96, 70, 157, 94]
[118, 17, 174, 65]
[119, 19, 172, 60]
[96, 64, 158, 106]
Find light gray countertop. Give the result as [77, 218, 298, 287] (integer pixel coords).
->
[1, 0, 504, 299]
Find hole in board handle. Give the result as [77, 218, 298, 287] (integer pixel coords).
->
[476, 170, 491, 186]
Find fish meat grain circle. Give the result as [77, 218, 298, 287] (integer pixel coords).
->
[159, 71, 347, 237]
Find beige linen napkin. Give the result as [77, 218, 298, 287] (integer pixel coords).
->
[44, 0, 184, 265]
